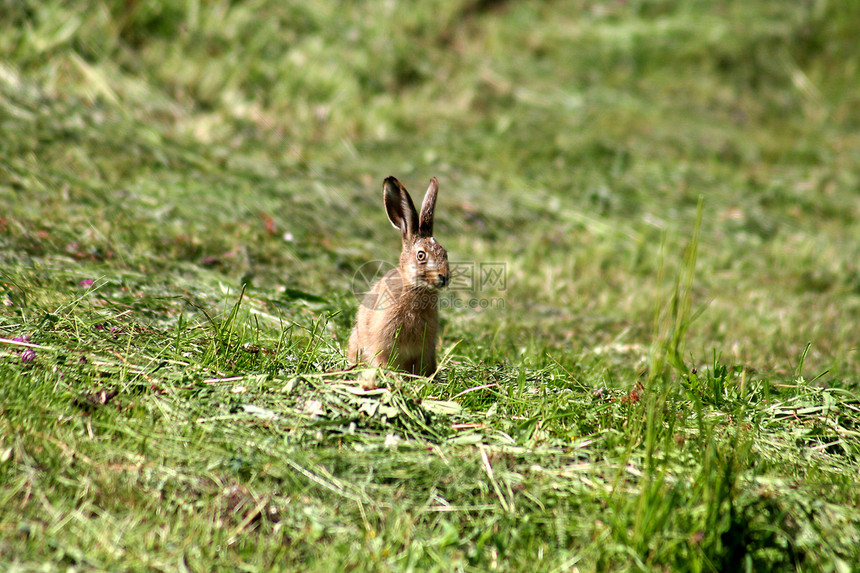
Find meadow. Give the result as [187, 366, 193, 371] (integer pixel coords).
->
[1, 1, 859, 571]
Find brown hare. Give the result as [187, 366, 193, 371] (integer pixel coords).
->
[348, 176, 450, 376]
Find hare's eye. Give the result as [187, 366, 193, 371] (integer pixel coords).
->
[416, 250, 427, 263]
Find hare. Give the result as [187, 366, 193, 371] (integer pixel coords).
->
[348, 176, 450, 376]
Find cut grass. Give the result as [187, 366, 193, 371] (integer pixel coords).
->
[3, 1, 860, 571]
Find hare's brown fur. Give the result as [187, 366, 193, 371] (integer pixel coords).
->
[348, 176, 449, 376]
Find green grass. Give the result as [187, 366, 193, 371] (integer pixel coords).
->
[2, 1, 860, 570]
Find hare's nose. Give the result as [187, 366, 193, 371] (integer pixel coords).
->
[438, 274, 449, 287]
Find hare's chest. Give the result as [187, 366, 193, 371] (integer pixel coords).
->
[392, 306, 438, 353]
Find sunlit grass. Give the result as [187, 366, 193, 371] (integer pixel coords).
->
[2, 1, 860, 570]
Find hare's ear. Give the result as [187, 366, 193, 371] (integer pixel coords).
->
[383, 176, 419, 239]
[418, 177, 438, 237]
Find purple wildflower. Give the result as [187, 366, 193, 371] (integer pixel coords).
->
[80, 279, 95, 288]
[11, 335, 35, 363]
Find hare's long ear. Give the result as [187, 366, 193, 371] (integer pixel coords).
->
[418, 177, 438, 237]
[383, 176, 419, 239]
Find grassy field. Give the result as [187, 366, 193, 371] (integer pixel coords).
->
[2, 1, 860, 571]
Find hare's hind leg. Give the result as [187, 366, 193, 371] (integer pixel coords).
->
[420, 351, 437, 377]
[403, 348, 436, 377]
[347, 328, 359, 365]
